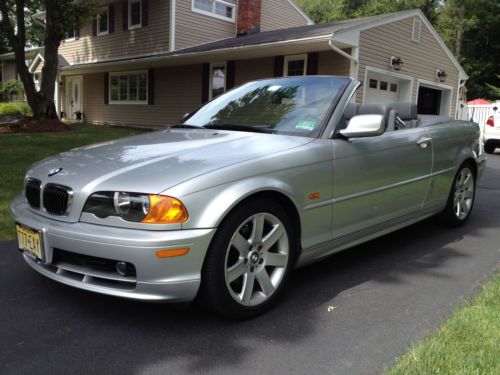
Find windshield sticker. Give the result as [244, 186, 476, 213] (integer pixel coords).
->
[295, 120, 317, 130]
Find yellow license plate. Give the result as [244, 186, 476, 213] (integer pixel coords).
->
[16, 224, 44, 261]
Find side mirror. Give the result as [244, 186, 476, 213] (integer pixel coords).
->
[340, 114, 386, 138]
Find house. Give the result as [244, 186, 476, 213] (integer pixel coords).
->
[0, 0, 468, 127]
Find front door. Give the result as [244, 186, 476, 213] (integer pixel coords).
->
[66, 76, 83, 120]
[331, 128, 433, 239]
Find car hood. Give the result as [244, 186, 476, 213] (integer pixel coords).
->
[27, 128, 313, 195]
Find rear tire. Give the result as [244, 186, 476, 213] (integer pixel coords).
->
[437, 163, 476, 227]
[198, 199, 297, 319]
[484, 143, 496, 154]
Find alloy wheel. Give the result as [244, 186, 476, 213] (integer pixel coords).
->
[453, 167, 474, 220]
[224, 212, 290, 307]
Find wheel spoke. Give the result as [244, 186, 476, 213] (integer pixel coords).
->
[462, 172, 471, 187]
[232, 232, 250, 256]
[266, 252, 288, 268]
[458, 171, 466, 185]
[241, 273, 255, 304]
[262, 224, 285, 252]
[256, 269, 275, 297]
[455, 200, 461, 217]
[464, 190, 474, 199]
[227, 260, 246, 283]
[250, 214, 265, 245]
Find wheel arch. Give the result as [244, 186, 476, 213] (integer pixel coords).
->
[226, 190, 302, 251]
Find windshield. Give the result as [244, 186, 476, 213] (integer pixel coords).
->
[181, 76, 350, 137]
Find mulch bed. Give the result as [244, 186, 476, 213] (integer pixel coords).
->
[0, 117, 71, 134]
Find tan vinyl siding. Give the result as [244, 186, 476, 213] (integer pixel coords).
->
[317, 50, 351, 76]
[261, 0, 309, 31]
[33, 60, 44, 74]
[82, 65, 202, 127]
[59, 0, 170, 65]
[2, 61, 17, 81]
[175, 0, 236, 50]
[233, 52, 349, 86]
[234, 57, 274, 85]
[357, 17, 460, 115]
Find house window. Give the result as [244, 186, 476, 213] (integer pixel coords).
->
[369, 79, 378, 89]
[284, 54, 308, 76]
[412, 19, 421, 42]
[65, 29, 76, 41]
[390, 83, 398, 92]
[210, 63, 226, 100]
[129, 0, 142, 29]
[98, 7, 109, 35]
[109, 71, 148, 104]
[33, 73, 41, 90]
[380, 81, 388, 91]
[192, 0, 235, 22]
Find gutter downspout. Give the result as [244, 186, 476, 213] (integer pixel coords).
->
[169, 0, 176, 52]
[328, 38, 359, 80]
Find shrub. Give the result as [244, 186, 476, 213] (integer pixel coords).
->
[0, 102, 32, 117]
[0, 80, 25, 102]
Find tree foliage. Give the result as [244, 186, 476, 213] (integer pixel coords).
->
[0, 0, 99, 120]
[295, 0, 500, 100]
[437, 0, 500, 99]
[0, 79, 25, 101]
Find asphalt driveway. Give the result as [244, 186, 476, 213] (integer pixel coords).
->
[1, 155, 499, 375]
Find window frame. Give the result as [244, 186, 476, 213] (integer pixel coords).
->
[128, 0, 142, 30]
[64, 29, 76, 42]
[191, 0, 236, 23]
[97, 6, 110, 36]
[109, 70, 148, 105]
[209, 62, 227, 100]
[283, 54, 308, 77]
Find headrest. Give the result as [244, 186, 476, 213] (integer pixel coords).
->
[358, 104, 391, 123]
[344, 102, 360, 120]
[389, 102, 418, 120]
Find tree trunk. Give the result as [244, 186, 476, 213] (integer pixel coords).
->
[31, 92, 58, 119]
[0, 0, 60, 121]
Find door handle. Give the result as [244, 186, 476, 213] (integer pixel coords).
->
[416, 136, 432, 149]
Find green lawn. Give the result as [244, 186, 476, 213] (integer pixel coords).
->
[386, 273, 500, 375]
[0, 124, 145, 240]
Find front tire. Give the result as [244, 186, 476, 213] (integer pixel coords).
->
[199, 199, 297, 319]
[437, 163, 476, 227]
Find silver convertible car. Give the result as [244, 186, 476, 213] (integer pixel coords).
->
[11, 76, 486, 318]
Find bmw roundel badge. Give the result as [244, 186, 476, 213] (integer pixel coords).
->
[48, 167, 63, 177]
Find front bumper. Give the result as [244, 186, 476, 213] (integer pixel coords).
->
[10, 195, 216, 302]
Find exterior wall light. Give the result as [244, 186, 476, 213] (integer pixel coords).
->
[436, 69, 447, 82]
[390, 56, 403, 70]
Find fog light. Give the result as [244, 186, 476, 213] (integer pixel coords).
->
[116, 261, 131, 276]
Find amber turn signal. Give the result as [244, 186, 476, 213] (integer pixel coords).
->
[141, 195, 189, 224]
[308, 192, 321, 200]
[156, 248, 190, 258]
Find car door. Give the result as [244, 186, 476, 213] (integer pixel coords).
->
[331, 127, 433, 239]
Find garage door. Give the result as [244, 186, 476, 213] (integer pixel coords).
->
[364, 70, 412, 105]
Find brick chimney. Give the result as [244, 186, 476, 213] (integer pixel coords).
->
[237, 0, 261, 36]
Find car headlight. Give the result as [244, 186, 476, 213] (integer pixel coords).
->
[83, 192, 189, 224]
